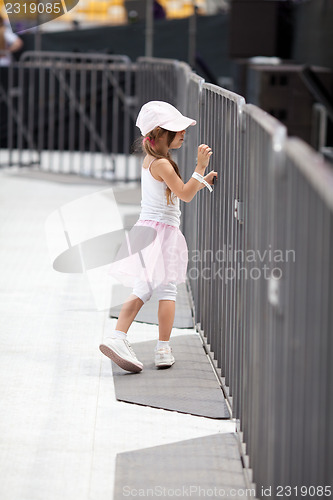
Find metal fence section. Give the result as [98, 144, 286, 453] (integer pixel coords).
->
[0, 51, 138, 180]
[195, 84, 246, 417]
[240, 104, 288, 493]
[136, 57, 179, 109]
[273, 138, 333, 493]
[2, 53, 333, 498]
[136, 58, 333, 498]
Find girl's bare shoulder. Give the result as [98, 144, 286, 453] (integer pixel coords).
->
[142, 155, 151, 169]
[153, 158, 172, 169]
[152, 159, 176, 182]
[150, 159, 169, 182]
[143, 156, 171, 171]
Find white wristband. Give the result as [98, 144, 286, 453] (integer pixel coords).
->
[191, 172, 213, 192]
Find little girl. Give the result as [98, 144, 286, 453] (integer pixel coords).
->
[100, 101, 217, 373]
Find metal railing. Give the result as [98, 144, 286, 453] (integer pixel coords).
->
[136, 57, 333, 498]
[2, 53, 332, 498]
[0, 51, 138, 180]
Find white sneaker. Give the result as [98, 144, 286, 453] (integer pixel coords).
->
[154, 346, 175, 368]
[99, 338, 143, 373]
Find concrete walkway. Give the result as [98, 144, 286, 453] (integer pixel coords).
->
[0, 167, 252, 500]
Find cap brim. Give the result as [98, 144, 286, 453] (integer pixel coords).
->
[161, 116, 196, 132]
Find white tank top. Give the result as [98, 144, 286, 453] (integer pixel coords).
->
[138, 158, 181, 228]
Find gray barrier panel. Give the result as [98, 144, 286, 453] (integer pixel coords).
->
[134, 57, 333, 495]
[136, 57, 180, 109]
[3, 53, 333, 498]
[0, 51, 137, 180]
[241, 104, 287, 492]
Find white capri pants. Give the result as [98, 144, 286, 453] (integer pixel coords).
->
[132, 278, 177, 303]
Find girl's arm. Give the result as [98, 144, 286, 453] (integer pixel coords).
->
[195, 171, 218, 191]
[157, 144, 217, 202]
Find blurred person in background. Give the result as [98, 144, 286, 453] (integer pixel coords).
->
[0, 14, 23, 66]
[153, 0, 166, 19]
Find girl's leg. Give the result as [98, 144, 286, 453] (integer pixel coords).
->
[116, 279, 153, 333]
[101, 293, 144, 373]
[155, 284, 177, 368]
[116, 294, 144, 333]
[158, 299, 176, 341]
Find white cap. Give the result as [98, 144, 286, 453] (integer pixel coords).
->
[136, 101, 197, 136]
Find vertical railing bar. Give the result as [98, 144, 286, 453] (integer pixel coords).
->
[37, 59, 45, 169]
[17, 62, 24, 166]
[101, 61, 108, 176]
[57, 63, 65, 173]
[112, 67, 119, 156]
[79, 64, 86, 176]
[124, 63, 131, 180]
[90, 62, 97, 177]
[7, 63, 14, 165]
[28, 62, 36, 166]
[48, 59, 55, 171]
[68, 57, 76, 174]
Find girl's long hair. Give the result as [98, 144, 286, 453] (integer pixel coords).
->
[138, 127, 182, 206]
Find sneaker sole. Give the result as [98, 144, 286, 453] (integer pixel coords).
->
[99, 344, 143, 373]
[155, 359, 175, 369]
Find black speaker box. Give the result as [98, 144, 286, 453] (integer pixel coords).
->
[229, 0, 295, 59]
[246, 64, 333, 144]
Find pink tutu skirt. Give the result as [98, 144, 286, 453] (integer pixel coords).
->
[108, 219, 188, 289]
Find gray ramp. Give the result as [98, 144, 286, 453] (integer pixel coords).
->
[110, 282, 194, 328]
[113, 433, 249, 500]
[111, 334, 230, 419]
